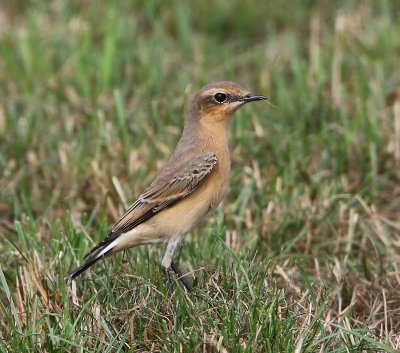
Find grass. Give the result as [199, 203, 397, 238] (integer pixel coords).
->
[0, 0, 400, 351]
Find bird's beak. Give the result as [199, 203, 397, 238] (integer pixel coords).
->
[239, 92, 268, 103]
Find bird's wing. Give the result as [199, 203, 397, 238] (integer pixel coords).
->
[85, 152, 218, 257]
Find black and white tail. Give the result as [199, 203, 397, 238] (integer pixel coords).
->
[66, 238, 117, 284]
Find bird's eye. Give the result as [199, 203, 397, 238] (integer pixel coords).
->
[213, 92, 227, 103]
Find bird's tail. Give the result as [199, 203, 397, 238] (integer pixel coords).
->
[66, 239, 117, 284]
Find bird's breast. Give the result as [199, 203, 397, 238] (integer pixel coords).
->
[208, 152, 230, 208]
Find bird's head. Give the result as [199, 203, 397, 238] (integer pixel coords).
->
[189, 81, 267, 124]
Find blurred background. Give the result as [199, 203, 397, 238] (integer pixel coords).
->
[0, 0, 399, 351]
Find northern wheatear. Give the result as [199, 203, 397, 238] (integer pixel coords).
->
[67, 81, 267, 291]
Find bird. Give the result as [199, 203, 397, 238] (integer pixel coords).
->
[67, 81, 267, 292]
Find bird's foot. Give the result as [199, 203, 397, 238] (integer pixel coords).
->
[171, 260, 193, 293]
[161, 262, 192, 293]
[162, 265, 174, 293]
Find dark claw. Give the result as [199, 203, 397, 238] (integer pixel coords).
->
[171, 260, 193, 293]
[161, 262, 193, 293]
[162, 265, 174, 293]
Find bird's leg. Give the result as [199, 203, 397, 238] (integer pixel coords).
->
[161, 265, 174, 293]
[161, 237, 192, 293]
[171, 260, 192, 292]
[161, 238, 179, 293]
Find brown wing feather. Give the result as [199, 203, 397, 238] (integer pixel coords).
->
[84, 152, 218, 257]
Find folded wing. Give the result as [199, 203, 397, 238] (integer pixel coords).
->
[86, 152, 217, 259]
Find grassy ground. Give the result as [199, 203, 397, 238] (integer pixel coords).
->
[1, 1, 400, 352]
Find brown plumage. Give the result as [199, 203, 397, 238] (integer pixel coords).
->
[67, 81, 267, 291]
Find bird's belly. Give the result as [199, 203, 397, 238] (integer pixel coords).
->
[111, 171, 229, 252]
[149, 176, 228, 239]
